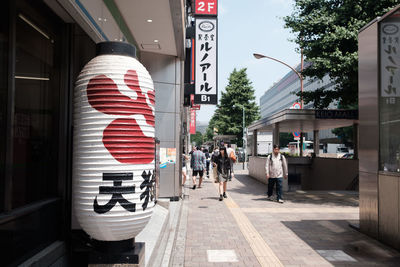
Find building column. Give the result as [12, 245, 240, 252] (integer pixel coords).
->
[300, 132, 304, 157]
[253, 130, 258, 156]
[273, 123, 279, 147]
[353, 123, 358, 159]
[313, 130, 320, 157]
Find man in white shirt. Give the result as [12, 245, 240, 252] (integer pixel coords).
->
[226, 143, 235, 180]
[265, 144, 288, 203]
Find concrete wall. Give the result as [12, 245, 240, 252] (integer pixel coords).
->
[248, 156, 289, 191]
[378, 174, 400, 250]
[248, 156, 358, 191]
[141, 52, 183, 198]
[302, 158, 358, 190]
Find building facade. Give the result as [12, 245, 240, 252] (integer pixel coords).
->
[259, 63, 338, 143]
[0, 0, 188, 265]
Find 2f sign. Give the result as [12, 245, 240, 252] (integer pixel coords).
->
[195, 0, 217, 16]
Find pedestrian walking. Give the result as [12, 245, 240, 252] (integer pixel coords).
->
[182, 153, 189, 186]
[213, 146, 231, 201]
[226, 143, 236, 180]
[265, 144, 288, 203]
[211, 147, 220, 183]
[203, 147, 211, 178]
[190, 146, 206, 189]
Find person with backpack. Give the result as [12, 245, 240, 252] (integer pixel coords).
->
[213, 146, 231, 201]
[266, 144, 288, 203]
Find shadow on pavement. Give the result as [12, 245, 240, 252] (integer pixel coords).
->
[231, 174, 359, 207]
[282, 219, 400, 266]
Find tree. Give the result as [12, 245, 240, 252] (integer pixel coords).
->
[204, 112, 217, 142]
[280, 133, 294, 148]
[205, 68, 260, 146]
[190, 131, 203, 147]
[284, 0, 398, 108]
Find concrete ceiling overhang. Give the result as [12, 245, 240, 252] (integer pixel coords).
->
[49, 0, 185, 59]
[114, 0, 185, 58]
[248, 109, 358, 133]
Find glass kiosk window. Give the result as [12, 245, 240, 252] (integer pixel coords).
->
[380, 14, 400, 173]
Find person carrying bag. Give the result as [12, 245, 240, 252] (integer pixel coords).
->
[213, 147, 231, 201]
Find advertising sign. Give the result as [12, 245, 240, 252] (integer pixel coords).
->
[194, 17, 217, 105]
[190, 109, 196, 134]
[380, 21, 400, 98]
[195, 0, 217, 16]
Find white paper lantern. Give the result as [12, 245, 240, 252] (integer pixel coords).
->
[73, 42, 155, 241]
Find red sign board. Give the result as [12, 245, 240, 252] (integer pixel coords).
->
[190, 109, 196, 134]
[195, 0, 217, 16]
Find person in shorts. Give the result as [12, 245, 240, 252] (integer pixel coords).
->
[190, 146, 206, 189]
[212, 146, 231, 201]
[182, 153, 189, 186]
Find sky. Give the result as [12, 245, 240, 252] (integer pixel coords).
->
[197, 0, 299, 124]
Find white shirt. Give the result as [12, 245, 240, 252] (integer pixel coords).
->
[227, 147, 234, 158]
[265, 153, 288, 178]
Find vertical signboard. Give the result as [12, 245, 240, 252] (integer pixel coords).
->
[190, 109, 196, 134]
[194, 17, 217, 104]
[195, 0, 218, 16]
[380, 21, 400, 99]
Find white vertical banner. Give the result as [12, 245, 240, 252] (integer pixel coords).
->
[195, 17, 217, 104]
[380, 22, 400, 98]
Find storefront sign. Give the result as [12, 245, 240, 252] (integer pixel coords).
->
[194, 17, 217, 104]
[190, 108, 196, 134]
[380, 21, 400, 97]
[195, 0, 217, 16]
[315, 110, 358, 119]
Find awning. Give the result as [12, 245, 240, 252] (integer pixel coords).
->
[248, 109, 358, 132]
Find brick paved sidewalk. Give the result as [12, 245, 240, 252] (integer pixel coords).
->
[180, 166, 400, 267]
[182, 174, 261, 267]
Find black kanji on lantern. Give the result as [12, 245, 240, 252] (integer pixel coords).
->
[140, 170, 154, 211]
[93, 173, 136, 214]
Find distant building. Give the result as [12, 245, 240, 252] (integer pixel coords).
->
[196, 121, 209, 134]
[260, 63, 335, 118]
[259, 63, 339, 143]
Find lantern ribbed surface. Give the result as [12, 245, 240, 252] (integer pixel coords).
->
[73, 51, 155, 241]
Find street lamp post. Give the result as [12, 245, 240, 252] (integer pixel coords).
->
[253, 53, 304, 108]
[253, 52, 305, 156]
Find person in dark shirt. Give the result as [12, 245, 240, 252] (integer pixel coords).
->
[212, 146, 231, 201]
[203, 147, 210, 177]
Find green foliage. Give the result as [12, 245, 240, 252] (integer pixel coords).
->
[332, 126, 353, 147]
[284, 0, 399, 108]
[204, 68, 260, 146]
[190, 131, 203, 147]
[279, 132, 294, 148]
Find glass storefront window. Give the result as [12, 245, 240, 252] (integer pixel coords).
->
[12, 4, 60, 208]
[379, 15, 400, 173]
[0, 0, 8, 212]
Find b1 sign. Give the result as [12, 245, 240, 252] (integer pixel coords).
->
[195, 0, 217, 16]
[194, 17, 217, 105]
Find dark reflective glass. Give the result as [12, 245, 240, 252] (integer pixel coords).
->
[0, 199, 61, 266]
[0, 0, 9, 213]
[12, 4, 60, 209]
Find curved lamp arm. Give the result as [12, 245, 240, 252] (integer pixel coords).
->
[253, 53, 303, 80]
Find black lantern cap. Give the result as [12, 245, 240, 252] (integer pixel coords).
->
[96, 41, 136, 58]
